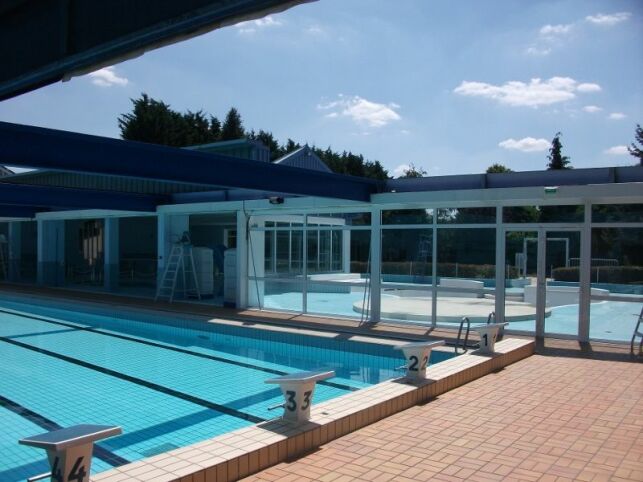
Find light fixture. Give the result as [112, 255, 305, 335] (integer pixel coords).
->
[269, 196, 284, 205]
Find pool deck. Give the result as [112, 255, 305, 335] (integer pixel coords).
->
[243, 343, 643, 482]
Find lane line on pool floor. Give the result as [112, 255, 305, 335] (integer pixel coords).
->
[0, 307, 359, 392]
[0, 394, 129, 467]
[0, 335, 266, 424]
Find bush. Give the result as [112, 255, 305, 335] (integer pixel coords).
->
[552, 266, 643, 284]
[349, 261, 518, 279]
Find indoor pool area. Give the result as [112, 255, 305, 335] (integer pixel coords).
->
[0, 294, 454, 482]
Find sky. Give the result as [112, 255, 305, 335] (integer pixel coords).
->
[0, 0, 641, 177]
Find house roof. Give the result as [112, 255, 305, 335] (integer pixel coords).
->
[273, 145, 331, 173]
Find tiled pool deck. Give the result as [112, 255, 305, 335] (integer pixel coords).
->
[245, 344, 643, 482]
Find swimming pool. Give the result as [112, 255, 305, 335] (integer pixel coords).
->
[264, 292, 642, 341]
[0, 295, 452, 482]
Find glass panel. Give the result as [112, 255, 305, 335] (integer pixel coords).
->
[382, 208, 433, 225]
[264, 231, 274, 272]
[64, 219, 104, 287]
[503, 205, 583, 223]
[503, 231, 538, 333]
[545, 231, 581, 337]
[308, 212, 371, 226]
[118, 216, 157, 295]
[19, 221, 37, 282]
[592, 204, 643, 223]
[0, 222, 7, 281]
[436, 228, 495, 325]
[381, 229, 433, 324]
[260, 278, 304, 312]
[589, 227, 643, 341]
[306, 230, 370, 319]
[437, 207, 495, 224]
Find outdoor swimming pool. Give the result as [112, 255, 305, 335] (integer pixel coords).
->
[264, 291, 642, 341]
[0, 295, 453, 482]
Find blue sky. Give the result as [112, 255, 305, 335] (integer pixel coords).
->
[0, 0, 641, 176]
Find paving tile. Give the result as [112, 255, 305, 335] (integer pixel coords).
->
[241, 354, 643, 482]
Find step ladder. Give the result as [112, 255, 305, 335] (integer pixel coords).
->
[631, 307, 643, 356]
[156, 235, 201, 303]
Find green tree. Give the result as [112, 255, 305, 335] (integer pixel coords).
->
[118, 93, 221, 147]
[399, 163, 427, 178]
[547, 132, 571, 170]
[220, 107, 245, 140]
[486, 163, 513, 173]
[627, 124, 643, 165]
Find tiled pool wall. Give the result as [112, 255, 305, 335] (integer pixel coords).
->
[93, 338, 534, 482]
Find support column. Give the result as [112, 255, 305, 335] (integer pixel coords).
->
[535, 229, 546, 338]
[104, 218, 119, 291]
[578, 202, 592, 342]
[494, 206, 506, 323]
[247, 217, 265, 308]
[236, 210, 248, 309]
[8, 222, 21, 281]
[369, 207, 381, 322]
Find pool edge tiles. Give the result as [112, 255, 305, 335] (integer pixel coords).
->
[92, 338, 535, 482]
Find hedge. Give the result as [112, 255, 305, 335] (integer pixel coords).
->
[552, 266, 643, 284]
[350, 261, 518, 279]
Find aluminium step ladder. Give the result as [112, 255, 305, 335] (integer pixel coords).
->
[156, 235, 201, 303]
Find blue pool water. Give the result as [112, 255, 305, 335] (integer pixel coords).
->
[264, 292, 642, 341]
[0, 295, 452, 482]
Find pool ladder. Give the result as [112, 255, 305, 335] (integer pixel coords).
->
[455, 312, 497, 354]
[631, 306, 643, 356]
[455, 317, 470, 354]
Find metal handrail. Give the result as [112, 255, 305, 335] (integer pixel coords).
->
[486, 311, 504, 341]
[27, 472, 52, 482]
[455, 316, 470, 355]
[631, 306, 643, 356]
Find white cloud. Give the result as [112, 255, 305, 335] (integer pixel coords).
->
[88, 67, 128, 87]
[498, 137, 550, 152]
[577, 83, 601, 93]
[608, 112, 626, 120]
[525, 46, 551, 56]
[235, 15, 282, 34]
[604, 145, 629, 155]
[393, 164, 410, 177]
[306, 25, 325, 35]
[453, 77, 600, 108]
[539, 24, 573, 37]
[582, 105, 602, 113]
[586, 12, 631, 26]
[318, 95, 401, 128]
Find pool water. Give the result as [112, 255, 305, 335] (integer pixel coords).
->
[264, 292, 642, 341]
[0, 295, 453, 482]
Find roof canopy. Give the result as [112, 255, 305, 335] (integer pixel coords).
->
[0, 0, 313, 100]
[0, 121, 380, 217]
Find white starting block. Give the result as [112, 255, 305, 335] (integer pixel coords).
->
[394, 340, 445, 380]
[473, 323, 509, 354]
[265, 370, 335, 423]
[19, 424, 122, 482]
